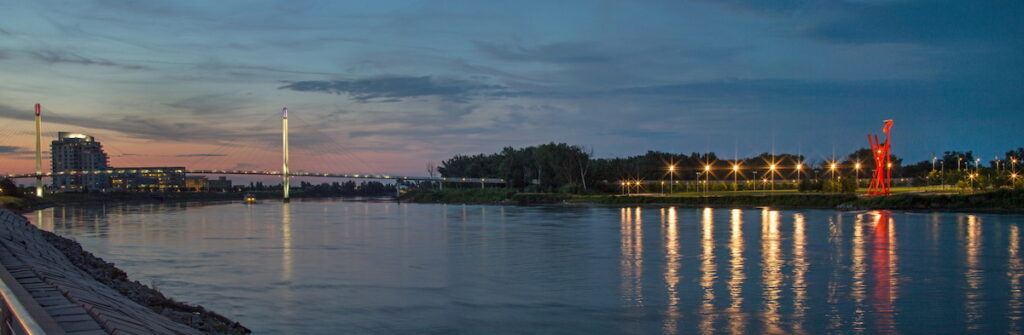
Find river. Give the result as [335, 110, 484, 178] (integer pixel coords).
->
[26, 199, 1024, 334]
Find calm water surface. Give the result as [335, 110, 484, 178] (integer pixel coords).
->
[27, 200, 1024, 334]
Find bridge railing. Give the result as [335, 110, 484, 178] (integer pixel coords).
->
[6, 170, 507, 184]
[0, 262, 66, 335]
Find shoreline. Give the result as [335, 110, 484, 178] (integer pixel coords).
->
[398, 188, 1024, 213]
[0, 207, 250, 334]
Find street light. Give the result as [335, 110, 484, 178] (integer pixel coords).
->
[732, 164, 740, 191]
[668, 165, 676, 195]
[795, 162, 803, 182]
[854, 162, 862, 189]
[768, 164, 777, 192]
[829, 162, 838, 180]
[704, 164, 712, 193]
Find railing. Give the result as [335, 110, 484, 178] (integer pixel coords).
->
[0, 265, 65, 335]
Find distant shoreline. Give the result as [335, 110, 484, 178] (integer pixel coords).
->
[398, 189, 1024, 213]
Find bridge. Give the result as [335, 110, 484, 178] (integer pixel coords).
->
[4, 105, 505, 201]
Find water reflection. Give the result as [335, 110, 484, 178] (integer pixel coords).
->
[621, 207, 644, 310]
[1010, 225, 1023, 334]
[662, 207, 681, 334]
[699, 207, 717, 333]
[870, 211, 898, 333]
[21, 203, 1024, 334]
[792, 213, 808, 334]
[761, 209, 782, 333]
[727, 209, 746, 335]
[282, 202, 293, 282]
[965, 215, 983, 331]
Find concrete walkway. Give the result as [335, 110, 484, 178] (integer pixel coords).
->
[0, 208, 201, 334]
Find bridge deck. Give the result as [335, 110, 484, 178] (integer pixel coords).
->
[5, 169, 505, 184]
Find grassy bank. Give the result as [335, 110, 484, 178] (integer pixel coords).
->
[400, 188, 1024, 211]
[398, 189, 571, 205]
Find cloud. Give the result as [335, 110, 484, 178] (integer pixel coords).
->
[0, 103, 258, 144]
[801, 1, 1024, 45]
[164, 94, 252, 115]
[474, 41, 616, 64]
[175, 153, 227, 157]
[0, 146, 23, 153]
[278, 76, 507, 103]
[29, 49, 149, 70]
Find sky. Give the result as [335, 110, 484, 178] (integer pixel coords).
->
[0, 0, 1021, 176]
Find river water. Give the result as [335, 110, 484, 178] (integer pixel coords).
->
[26, 199, 1024, 334]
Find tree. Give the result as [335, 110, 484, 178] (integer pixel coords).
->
[0, 179, 22, 197]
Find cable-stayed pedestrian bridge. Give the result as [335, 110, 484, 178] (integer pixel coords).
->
[4, 169, 505, 184]
[3, 105, 506, 201]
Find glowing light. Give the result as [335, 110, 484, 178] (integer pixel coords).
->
[732, 165, 740, 172]
[795, 163, 803, 170]
[668, 165, 676, 172]
[769, 164, 777, 171]
[855, 162, 861, 170]
[830, 163, 837, 170]
[704, 165, 712, 172]
[887, 162, 892, 168]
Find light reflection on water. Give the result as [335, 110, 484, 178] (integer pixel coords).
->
[25, 200, 1024, 334]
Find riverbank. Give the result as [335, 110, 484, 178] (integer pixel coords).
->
[400, 188, 1024, 211]
[0, 208, 249, 334]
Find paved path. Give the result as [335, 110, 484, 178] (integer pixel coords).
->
[0, 208, 201, 334]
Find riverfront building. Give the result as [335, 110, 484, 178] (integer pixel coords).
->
[108, 167, 186, 192]
[51, 132, 110, 191]
[50, 132, 188, 192]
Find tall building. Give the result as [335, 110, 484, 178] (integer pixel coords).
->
[51, 132, 109, 191]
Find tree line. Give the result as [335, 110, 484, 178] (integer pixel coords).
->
[436, 143, 1024, 193]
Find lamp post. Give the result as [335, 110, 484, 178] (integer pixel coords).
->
[732, 164, 740, 192]
[752, 171, 758, 191]
[668, 165, 676, 195]
[829, 162, 838, 180]
[769, 164, 777, 193]
[854, 162, 862, 190]
[704, 164, 711, 194]
[795, 162, 803, 183]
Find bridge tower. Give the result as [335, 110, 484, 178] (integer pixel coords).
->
[34, 104, 43, 198]
[282, 108, 290, 202]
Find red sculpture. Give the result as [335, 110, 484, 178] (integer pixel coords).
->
[867, 120, 894, 195]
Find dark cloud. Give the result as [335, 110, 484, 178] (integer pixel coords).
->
[0, 146, 22, 153]
[278, 76, 507, 103]
[803, 1, 1024, 45]
[164, 94, 251, 115]
[175, 153, 227, 157]
[0, 103, 252, 144]
[29, 49, 148, 70]
[474, 41, 615, 64]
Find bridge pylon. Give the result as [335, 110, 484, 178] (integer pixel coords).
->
[34, 104, 43, 198]
[282, 108, 290, 202]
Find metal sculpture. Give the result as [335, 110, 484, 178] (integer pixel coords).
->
[867, 120, 894, 196]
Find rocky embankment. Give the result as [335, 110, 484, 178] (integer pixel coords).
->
[0, 208, 249, 334]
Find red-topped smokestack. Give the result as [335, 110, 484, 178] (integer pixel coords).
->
[35, 103, 40, 116]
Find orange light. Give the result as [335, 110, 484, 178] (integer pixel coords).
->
[704, 165, 711, 172]
[830, 163, 837, 170]
[795, 163, 803, 170]
[769, 164, 777, 171]
[855, 162, 861, 169]
[887, 162, 892, 168]
[732, 165, 740, 172]
[668, 165, 676, 172]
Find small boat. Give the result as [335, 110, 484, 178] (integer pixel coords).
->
[244, 193, 257, 203]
